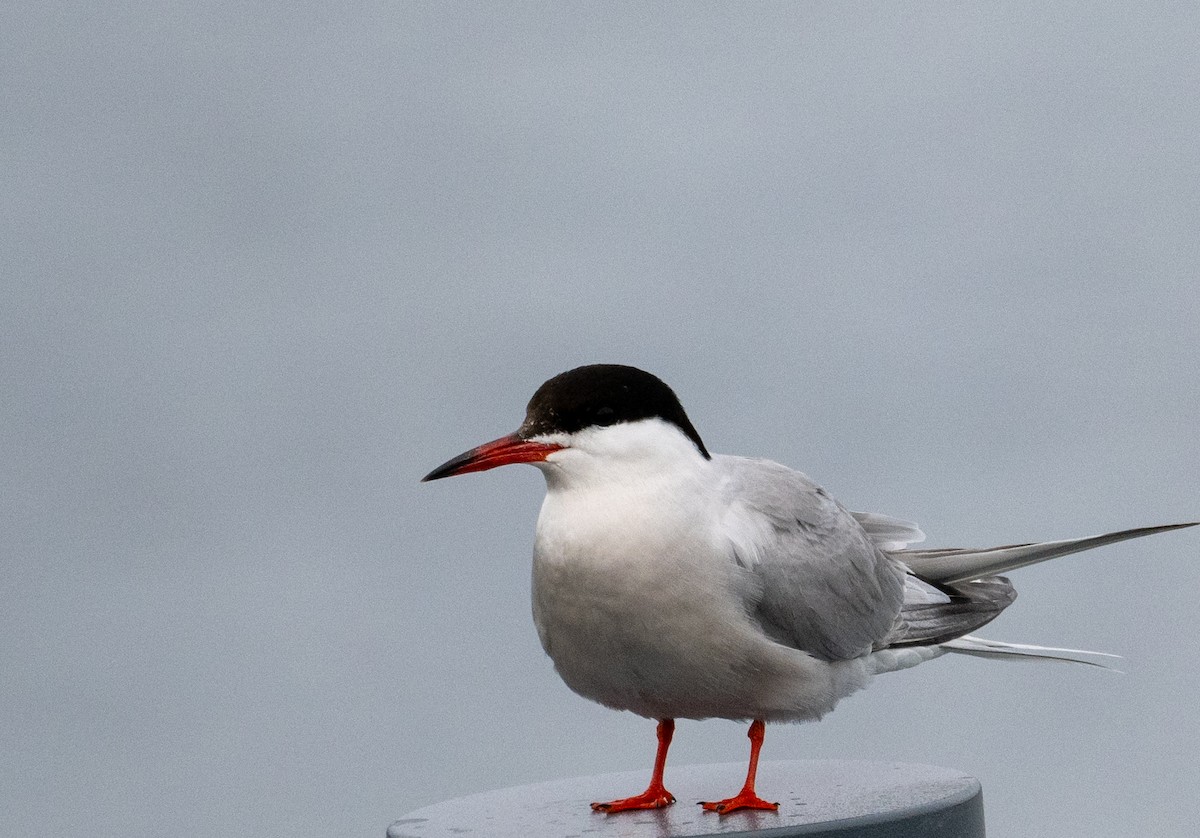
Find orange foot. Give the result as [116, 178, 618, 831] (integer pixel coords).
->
[591, 786, 676, 813]
[700, 790, 780, 815]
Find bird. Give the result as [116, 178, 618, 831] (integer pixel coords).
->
[422, 363, 1196, 815]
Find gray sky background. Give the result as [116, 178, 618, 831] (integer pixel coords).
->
[3, 3, 1198, 837]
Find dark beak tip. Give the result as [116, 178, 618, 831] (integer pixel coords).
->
[421, 444, 488, 483]
[420, 461, 461, 483]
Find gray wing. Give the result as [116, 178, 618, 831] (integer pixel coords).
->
[883, 574, 1016, 648]
[851, 511, 925, 551]
[715, 456, 906, 662]
[897, 522, 1199, 584]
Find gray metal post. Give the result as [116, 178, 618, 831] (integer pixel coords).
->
[388, 760, 985, 837]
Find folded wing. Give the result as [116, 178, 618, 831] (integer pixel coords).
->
[716, 456, 907, 662]
[720, 457, 1195, 665]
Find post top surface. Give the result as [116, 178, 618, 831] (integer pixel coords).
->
[388, 760, 981, 838]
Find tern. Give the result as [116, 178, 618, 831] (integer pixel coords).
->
[422, 364, 1195, 814]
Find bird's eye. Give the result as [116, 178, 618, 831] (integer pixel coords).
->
[594, 405, 617, 425]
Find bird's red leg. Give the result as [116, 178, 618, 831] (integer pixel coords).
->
[591, 718, 676, 813]
[700, 719, 779, 814]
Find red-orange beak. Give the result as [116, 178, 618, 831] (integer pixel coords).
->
[421, 433, 564, 482]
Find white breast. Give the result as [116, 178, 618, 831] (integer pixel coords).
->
[529, 459, 873, 722]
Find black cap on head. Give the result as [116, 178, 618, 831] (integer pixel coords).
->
[518, 364, 710, 459]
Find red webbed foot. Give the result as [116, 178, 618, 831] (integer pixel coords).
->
[700, 719, 779, 814]
[591, 718, 676, 813]
[699, 789, 779, 814]
[591, 786, 675, 813]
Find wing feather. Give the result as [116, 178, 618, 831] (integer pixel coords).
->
[852, 511, 926, 551]
[898, 522, 1197, 584]
[716, 456, 906, 662]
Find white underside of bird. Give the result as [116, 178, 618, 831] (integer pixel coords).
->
[527, 419, 1163, 723]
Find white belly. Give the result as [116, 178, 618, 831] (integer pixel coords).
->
[530, 491, 873, 722]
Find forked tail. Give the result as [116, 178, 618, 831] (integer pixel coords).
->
[881, 522, 1197, 666]
[941, 635, 1122, 669]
